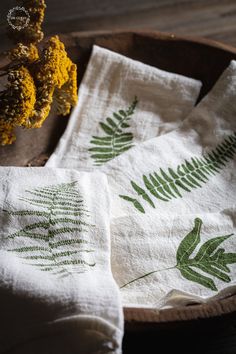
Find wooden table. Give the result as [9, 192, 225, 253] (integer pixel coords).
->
[1, 0, 236, 50]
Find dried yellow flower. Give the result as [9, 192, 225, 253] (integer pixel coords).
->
[26, 85, 54, 129]
[8, 43, 39, 64]
[1, 1, 78, 145]
[54, 63, 78, 116]
[27, 36, 78, 128]
[36, 36, 73, 88]
[0, 66, 36, 144]
[0, 122, 16, 146]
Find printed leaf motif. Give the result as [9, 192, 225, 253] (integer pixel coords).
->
[121, 218, 236, 292]
[176, 218, 236, 291]
[120, 133, 236, 213]
[89, 96, 138, 165]
[5, 181, 95, 278]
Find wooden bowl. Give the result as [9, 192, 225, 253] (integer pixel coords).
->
[1, 31, 236, 351]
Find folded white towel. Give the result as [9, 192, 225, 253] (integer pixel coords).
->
[46, 45, 202, 169]
[101, 60, 236, 306]
[0, 167, 123, 353]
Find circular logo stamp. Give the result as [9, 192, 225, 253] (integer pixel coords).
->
[7, 6, 30, 31]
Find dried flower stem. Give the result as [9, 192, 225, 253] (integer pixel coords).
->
[0, 1, 78, 145]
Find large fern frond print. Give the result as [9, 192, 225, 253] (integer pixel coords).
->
[5, 181, 95, 277]
[120, 133, 236, 213]
[176, 218, 236, 291]
[121, 218, 236, 291]
[89, 96, 138, 165]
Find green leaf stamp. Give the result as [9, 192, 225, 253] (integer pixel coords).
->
[120, 133, 236, 213]
[89, 96, 138, 165]
[4, 181, 95, 278]
[121, 218, 236, 291]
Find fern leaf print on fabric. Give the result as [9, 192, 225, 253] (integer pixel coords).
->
[176, 218, 236, 291]
[121, 218, 236, 291]
[5, 181, 95, 277]
[89, 96, 138, 165]
[120, 133, 236, 213]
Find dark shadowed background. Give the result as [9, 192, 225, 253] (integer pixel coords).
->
[1, 0, 236, 51]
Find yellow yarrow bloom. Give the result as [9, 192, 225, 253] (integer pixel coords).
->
[28, 36, 78, 128]
[1, 35, 78, 143]
[1, 0, 78, 145]
[0, 66, 36, 144]
[24, 0, 46, 43]
[36, 36, 72, 88]
[54, 63, 78, 116]
[9, 43, 39, 64]
[0, 122, 16, 146]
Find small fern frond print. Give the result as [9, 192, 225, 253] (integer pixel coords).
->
[89, 96, 138, 165]
[5, 181, 95, 277]
[120, 133, 236, 213]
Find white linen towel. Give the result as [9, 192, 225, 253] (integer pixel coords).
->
[101, 60, 236, 219]
[0, 167, 123, 353]
[112, 210, 236, 307]
[100, 60, 236, 306]
[46, 45, 202, 169]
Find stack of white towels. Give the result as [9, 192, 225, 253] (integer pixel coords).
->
[0, 45, 236, 353]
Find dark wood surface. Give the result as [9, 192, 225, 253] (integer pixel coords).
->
[1, 0, 236, 50]
[123, 310, 236, 353]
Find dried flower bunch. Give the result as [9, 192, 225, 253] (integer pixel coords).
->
[0, 0, 78, 145]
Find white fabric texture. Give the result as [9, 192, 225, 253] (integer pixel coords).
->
[112, 210, 236, 307]
[100, 60, 236, 306]
[45, 45, 236, 308]
[101, 60, 236, 218]
[0, 167, 123, 354]
[46, 45, 202, 169]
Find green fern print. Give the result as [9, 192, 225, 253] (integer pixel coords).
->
[176, 218, 236, 291]
[120, 133, 236, 213]
[5, 181, 95, 277]
[89, 96, 138, 165]
[121, 218, 236, 291]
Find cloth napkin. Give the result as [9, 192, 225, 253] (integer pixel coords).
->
[0, 167, 123, 353]
[112, 210, 236, 307]
[46, 45, 202, 169]
[101, 60, 236, 219]
[100, 60, 236, 306]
